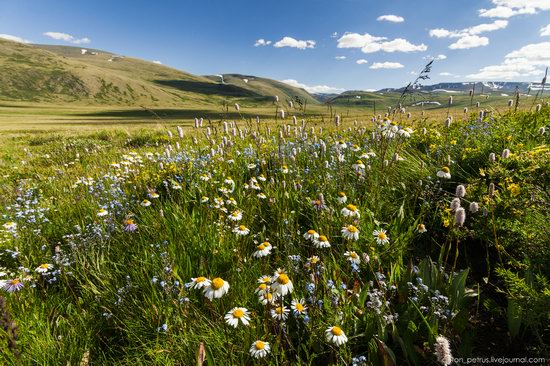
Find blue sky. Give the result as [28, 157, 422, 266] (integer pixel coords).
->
[1, 0, 550, 92]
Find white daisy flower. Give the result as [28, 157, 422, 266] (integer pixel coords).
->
[341, 204, 360, 218]
[258, 292, 278, 305]
[141, 199, 152, 207]
[3, 222, 17, 231]
[224, 307, 250, 328]
[233, 225, 250, 236]
[253, 242, 272, 258]
[373, 229, 390, 245]
[417, 224, 427, 233]
[255, 283, 270, 296]
[35, 263, 53, 273]
[271, 305, 290, 321]
[187, 276, 211, 290]
[337, 192, 347, 204]
[203, 277, 229, 300]
[291, 299, 308, 316]
[200, 196, 209, 203]
[303, 229, 319, 241]
[314, 235, 331, 248]
[437, 166, 451, 179]
[271, 271, 294, 296]
[352, 160, 365, 171]
[228, 210, 243, 221]
[249, 341, 270, 359]
[97, 208, 109, 217]
[341, 225, 360, 241]
[344, 251, 361, 265]
[325, 326, 348, 346]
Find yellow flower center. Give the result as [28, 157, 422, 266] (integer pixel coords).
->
[346, 204, 357, 211]
[211, 278, 225, 290]
[318, 235, 327, 242]
[195, 277, 206, 283]
[238, 225, 247, 231]
[347, 225, 358, 233]
[295, 303, 304, 311]
[310, 257, 319, 264]
[232, 212, 240, 217]
[275, 306, 284, 314]
[355, 160, 363, 165]
[263, 242, 270, 247]
[378, 232, 387, 240]
[255, 341, 265, 350]
[257, 244, 266, 250]
[10, 279, 20, 285]
[442, 166, 450, 173]
[258, 284, 267, 290]
[338, 192, 346, 197]
[277, 274, 290, 285]
[314, 200, 321, 205]
[331, 326, 343, 336]
[39, 264, 49, 269]
[307, 229, 316, 235]
[233, 309, 245, 318]
[125, 219, 135, 225]
[350, 252, 358, 258]
[266, 293, 273, 300]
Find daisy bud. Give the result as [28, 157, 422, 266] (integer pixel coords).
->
[488, 183, 495, 197]
[489, 153, 496, 162]
[469, 202, 479, 213]
[502, 149, 510, 159]
[434, 335, 453, 366]
[455, 185, 466, 198]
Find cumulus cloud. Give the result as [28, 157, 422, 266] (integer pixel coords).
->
[335, 56, 346, 60]
[152, 60, 162, 64]
[479, 0, 550, 18]
[44, 31, 91, 44]
[377, 14, 405, 23]
[467, 42, 550, 79]
[356, 59, 368, 64]
[424, 54, 447, 60]
[0, 33, 30, 43]
[449, 35, 489, 49]
[254, 38, 272, 46]
[370, 62, 404, 69]
[281, 79, 344, 94]
[331, 32, 339, 38]
[541, 24, 550, 36]
[337, 32, 427, 53]
[274, 37, 315, 49]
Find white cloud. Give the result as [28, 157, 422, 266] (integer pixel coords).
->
[541, 24, 550, 36]
[281, 79, 344, 94]
[467, 42, 550, 79]
[337, 32, 427, 53]
[424, 54, 447, 60]
[449, 35, 489, 49]
[356, 59, 368, 64]
[377, 15, 405, 23]
[479, 0, 550, 18]
[0, 34, 30, 43]
[43, 31, 90, 44]
[254, 38, 272, 46]
[331, 32, 339, 38]
[152, 60, 162, 64]
[370, 62, 404, 69]
[335, 56, 346, 60]
[274, 37, 315, 49]
[429, 20, 508, 38]
[439, 72, 461, 77]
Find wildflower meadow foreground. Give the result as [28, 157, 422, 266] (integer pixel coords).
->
[0, 106, 549, 365]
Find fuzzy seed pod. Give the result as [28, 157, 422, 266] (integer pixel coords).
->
[489, 153, 496, 162]
[455, 185, 466, 198]
[444, 117, 452, 128]
[455, 207, 466, 227]
[434, 335, 452, 366]
[488, 182, 495, 197]
[450, 197, 461, 212]
[501, 149, 510, 159]
[167, 131, 173, 139]
[469, 202, 479, 213]
[177, 126, 184, 138]
[194, 118, 199, 128]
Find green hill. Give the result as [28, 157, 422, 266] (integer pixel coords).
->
[0, 39, 317, 107]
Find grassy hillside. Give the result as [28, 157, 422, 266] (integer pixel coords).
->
[0, 39, 318, 107]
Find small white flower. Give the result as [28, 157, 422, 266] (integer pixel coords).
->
[249, 341, 270, 359]
[373, 229, 389, 245]
[325, 326, 348, 346]
[341, 225, 360, 241]
[344, 251, 361, 265]
[224, 307, 250, 328]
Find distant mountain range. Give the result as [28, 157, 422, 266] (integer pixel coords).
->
[0, 38, 546, 109]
